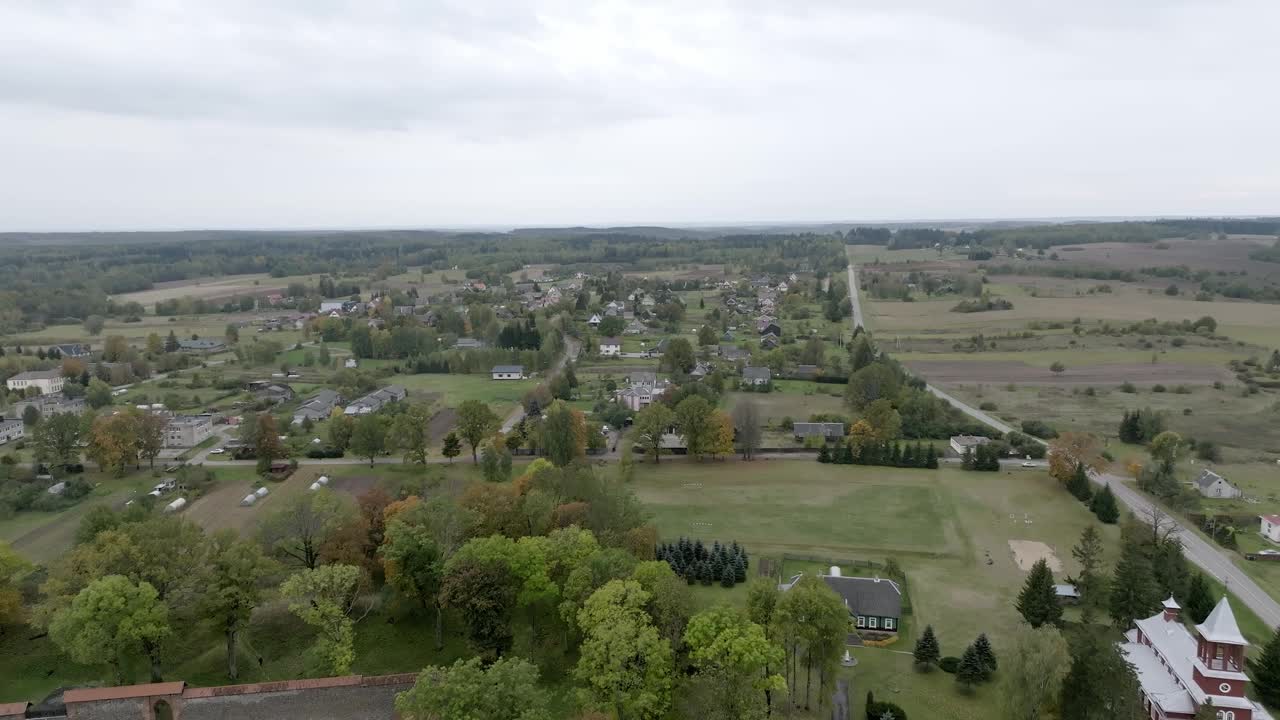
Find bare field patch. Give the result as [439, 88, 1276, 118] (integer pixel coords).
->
[905, 359, 1229, 385]
[1008, 539, 1062, 572]
[115, 273, 320, 305]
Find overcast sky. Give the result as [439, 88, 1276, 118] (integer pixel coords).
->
[2, 0, 1278, 231]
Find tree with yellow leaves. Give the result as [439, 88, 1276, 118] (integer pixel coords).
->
[709, 411, 735, 459]
[1048, 431, 1105, 485]
[846, 419, 877, 461]
[86, 412, 140, 476]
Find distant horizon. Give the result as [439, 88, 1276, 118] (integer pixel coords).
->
[4, 212, 1279, 236]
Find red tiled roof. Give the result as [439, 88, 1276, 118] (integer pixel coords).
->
[64, 682, 185, 703]
[0, 702, 31, 717]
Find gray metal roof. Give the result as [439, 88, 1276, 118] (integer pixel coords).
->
[743, 366, 771, 381]
[821, 575, 902, 619]
[492, 365, 524, 374]
[1194, 469, 1229, 489]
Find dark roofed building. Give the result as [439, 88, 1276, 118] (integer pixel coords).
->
[742, 366, 771, 385]
[781, 567, 902, 634]
[176, 338, 227, 354]
[51, 343, 92, 359]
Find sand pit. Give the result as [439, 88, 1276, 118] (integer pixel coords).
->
[1009, 540, 1063, 573]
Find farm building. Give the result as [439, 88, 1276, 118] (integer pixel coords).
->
[293, 389, 343, 425]
[780, 567, 902, 634]
[1261, 515, 1280, 544]
[949, 435, 991, 455]
[1193, 469, 1242, 499]
[176, 339, 227, 354]
[491, 365, 525, 380]
[344, 386, 407, 415]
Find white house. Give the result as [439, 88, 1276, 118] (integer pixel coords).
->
[599, 337, 622, 356]
[344, 358, 359, 369]
[1262, 515, 1280, 544]
[1194, 469, 1243, 499]
[492, 365, 525, 380]
[5, 369, 65, 395]
[587, 314, 602, 327]
[949, 435, 991, 456]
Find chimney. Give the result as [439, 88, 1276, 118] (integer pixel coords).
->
[1162, 596, 1181, 622]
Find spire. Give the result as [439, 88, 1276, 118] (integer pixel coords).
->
[1195, 597, 1248, 646]
[1161, 595, 1181, 622]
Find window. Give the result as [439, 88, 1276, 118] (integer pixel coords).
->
[868, 617, 877, 629]
[856, 616, 866, 628]
[884, 618, 895, 630]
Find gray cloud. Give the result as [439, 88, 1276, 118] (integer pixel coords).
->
[0, 0, 1276, 229]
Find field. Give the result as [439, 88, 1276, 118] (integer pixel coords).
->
[724, 380, 846, 426]
[395, 373, 537, 412]
[112, 272, 322, 305]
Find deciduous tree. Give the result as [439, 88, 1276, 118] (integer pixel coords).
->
[395, 657, 552, 720]
[259, 491, 350, 569]
[575, 580, 674, 720]
[281, 564, 365, 675]
[456, 400, 499, 463]
[1000, 623, 1070, 720]
[49, 575, 170, 684]
[350, 413, 387, 467]
[731, 399, 762, 460]
[389, 403, 432, 465]
[543, 400, 587, 466]
[683, 605, 785, 720]
[674, 395, 715, 460]
[201, 531, 272, 681]
[634, 403, 674, 463]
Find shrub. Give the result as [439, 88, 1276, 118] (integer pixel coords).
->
[939, 656, 961, 674]
[1020, 419, 1058, 439]
[1152, 384, 1167, 393]
[978, 402, 998, 411]
[1119, 381, 1137, 393]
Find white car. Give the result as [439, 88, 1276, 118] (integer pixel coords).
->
[209, 448, 226, 455]
[1021, 461, 1037, 468]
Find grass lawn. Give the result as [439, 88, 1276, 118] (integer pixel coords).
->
[0, 472, 158, 564]
[723, 381, 847, 425]
[394, 374, 537, 411]
[631, 460, 1121, 657]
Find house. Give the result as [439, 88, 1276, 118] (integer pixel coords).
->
[587, 314, 602, 328]
[164, 415, 214, 448]
[760, 333, 780, 349]
[758, 322, 782, 337]
[344, 386, 407, 415]
[453, 337, 485, 350]
[248, 381, 295, 404]
[599, 337, 622, 356]
[645, 338, 670, 358]
[721, 330, 735, 343]
[793, 364, 820, 380]
[292, 389, 342, 425]
[492, 365, 525, 380]
[949, 435, 991, 456]
[689, 361, 712, 379]
[624, 320, 647, 335]
[0, 418, 23, 445]
[1120, 596, 1272, 720]
[793, 422, 845, 441]
[779, 567, 902, 634]
[176, 339, 226, 354]
[1261, 515, 1280, 544]
[720, 346, 750, 363]
[1054, 584, 1081, 605]
[6, 369, 65, 395]
[1194, 469, 1243, 499]
[616, 371, 670, 411]
[319, 301, 345, 314]
[393, 305, 416, 317]
[51, 343, 92, 359]
[742, 366, 771, 386]
[345, 358, 359, 369]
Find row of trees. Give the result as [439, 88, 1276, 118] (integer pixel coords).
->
[632, 396, 735, 462]
[818, 438, 939, 468]
[654, 538, 750, 588]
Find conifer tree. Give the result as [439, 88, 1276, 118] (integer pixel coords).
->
[1016, 558, 1063, 628]
[1072, 525, 1107, 624]
[1066, 461, 1093, 501]
[1251, 627, 1280, 710]
[961, 447, 975, 471]
[1109, 534, 1160, 628]
[839, 443, 854, 464]
[1184, 573, 1214, 624]
[817, 445, 831, 463]
[926, 447, 939, 469]
[913, 624, 941, 670]
[720, 563, 735, 588]
[1091, 483, 1120, 524]
[971, 633, 997, 680]
[956, 644, 985, 691]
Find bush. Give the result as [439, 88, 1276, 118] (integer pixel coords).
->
[978, 401, 998, 411]
[1120, 381, 1137, 393]
[1152, 384, 1167, 393]
[866, 691, 908, 720]
[939, 656, 961, 674]
[1020, 419, 1058, 439]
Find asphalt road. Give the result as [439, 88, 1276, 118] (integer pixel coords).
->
[924, 367, 1280, 628]
[846, 263, 865, 331]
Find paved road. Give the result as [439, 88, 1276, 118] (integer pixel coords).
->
[923, 365, 1280, 628]
[845, 263, 865, 331]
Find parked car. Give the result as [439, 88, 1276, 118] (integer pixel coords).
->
[209, 448, 226, 455]
[1021, 461, 1037, 468]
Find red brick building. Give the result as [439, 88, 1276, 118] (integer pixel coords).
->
[1122, 596, 1273, 720]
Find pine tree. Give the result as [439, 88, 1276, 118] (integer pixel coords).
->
[720, 563, 735, 588]
[1072, 525, 1107, 624]
[901, 442, 916, 468]
[1066, 461, 1093, 502]
[1091, 483, 1120, 524]
[733, 555, 747, 583]
[1252, 627, 1280, 710]
[839, 443, 854, 464]
[1109, 534, 1160, 628]
[817, 445, 831, 463]
[699, 561, 714, 586]
[956, 644, 985, 690]
[926, 447, 939, 469]
[961, 447, 975, 471]
[1184, 573, 1214, 624]
[913, 624, 941, 670]
[1016, 558, 1063, 628]
[971, 633, 997, 680]
[164, 330, 179, 353]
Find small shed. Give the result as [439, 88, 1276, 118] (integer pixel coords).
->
[164, 498, 187, 513]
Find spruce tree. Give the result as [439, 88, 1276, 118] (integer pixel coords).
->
[961, 447, 975, 471]
[817, 445, 831, 463]
[720, 563, 735, 588]
[1016, 558, 1063, 628]
[901, 443, 916, 468]
[1067, 461, 1093, 501]
[733, 555, 747, 583]
[1109, 534, 1160, 628]
[1251, 627, 1280, 710]
[956, 644, 985, 690]
[839, 443, 854, 464]
[971, 633, 997, 680]
[699, 561, 714, 586]
[1072, 525, 1107, 624]
[926, 448, 939, 469]
[1091, 483, 1120, 524]
[1184, 573, 1214, 624]
[913, 624, 941, 670]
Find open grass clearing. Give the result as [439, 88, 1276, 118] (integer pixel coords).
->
[905, 357, 1232, 385]
[394, 373, 537, 412]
